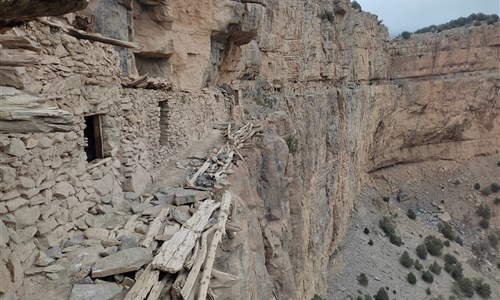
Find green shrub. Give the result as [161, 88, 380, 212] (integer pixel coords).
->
[285, 135, 298, 154]
[477, 203, 491, 218]
[491, 183, 500, 193]
[444, 253, 458, 264]
[414, 260, 423, 271]
[379, 217, 395, 236]
[311, 294, 322, 300]
[358, 273, 369, 287]
[444, 240, 450, 247]
[400, 251, 414, 268]
[416, 244, 428, 259]
[401, 31, 412, 39]
[363, 295, 373, 300]
[479, 219, 489, 229]
[407, 272, 417, 284]
[455, 277, 474, 298]
[426, 287, 431, 295]
[425, 235, 444, 256]
[474, 183, 481, 190]
[481, 187, 493, 196]
[429, 261, 442, 275]
[487, 233, 498, 248]
[450, 262, 463, 280]
[390, 234, 402, 246]
[422, 270, 434, 283]
[374, 288, 388, 300]
[438, 222, 455, 240]
[473, 278, 491, 298]
[351, 1, 362, 11]
[407, 209, 416, 220]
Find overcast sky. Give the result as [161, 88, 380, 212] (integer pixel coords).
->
[355, 0, 500, 36]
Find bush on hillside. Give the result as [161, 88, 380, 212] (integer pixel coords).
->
[438, 222, 455, 240]
[422, 270, 434, 283]
[416, 244, 428, 259]
[379, 217, 395, 236]
[358, 273, 369, 287]
[401, 31, 411, 39]
[474, 183, 481, 190]
[407, 272, 417, 284]
[390, 234, 402, 246]
[400, 251, 413, 268]
[479, 219, 489, 229]
[351, 1, 362, 11]
[425, 235, 444, 256]
[407, 208, 416, 220]
[477, 204, 491, 219]
[455, 277, 474, 298]
[473, 278, 491, 298]
[444, 253, 457, 264]
[429, 261, 442, 275]
[374, 288, 389, 300]
[491, 183, 500, 193]
[414, 260, 423, 271]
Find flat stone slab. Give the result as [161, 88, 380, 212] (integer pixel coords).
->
[173, 188, 210, 205]
[91, 247, 152, 278]
[69, 283, 123, 300]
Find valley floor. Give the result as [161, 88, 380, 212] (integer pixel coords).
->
[327, 155, 500, 300]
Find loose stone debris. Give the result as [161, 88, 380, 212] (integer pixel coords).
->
[20, 122, 260, 300]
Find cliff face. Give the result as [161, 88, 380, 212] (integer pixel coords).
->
[212, 1, 499, 299]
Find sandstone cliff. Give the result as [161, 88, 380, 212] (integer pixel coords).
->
[0, 0, 498, 299]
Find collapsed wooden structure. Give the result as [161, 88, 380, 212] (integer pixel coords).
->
[123, 123, 260, 299]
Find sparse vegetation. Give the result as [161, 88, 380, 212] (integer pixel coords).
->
[368, 239, 374, 246]
[382, 196, 390, 202]
[476, 204, 491, 219]
[455, 277, 474, 298]
[425, 235, 444, 256]
[487, 233, 498, 248]
[479, 219, 489, 229]
[494, 198, 500, 205]
[374, 288, 388, 300]
[407, 272, 417, 284]
[445, 262, 463, 280]
[426, 287, 431, 295]
[407, 208, 416, 220]
[481, 187, 492, 196]
[429, 261, 442, 275]
[416, 244, 428, 259]
[285, 135, 299, 154]
[491, 183, 500, 193]
[438, 222, 455, 240]
[312, 294, 323, 300]
[363, 227, 370, 234]
[400, 251, 414, 268]
[444, 254, 458, 265]
[474, 183, 481, 190]
[379, 216, 395, 236]
[443, 240, 450, 247]
[414, 260, 423, 271]
[357, 273, 368, 287]
[401, 31, 411, 39]
[455, 236, 463, 246]
[422, 270, 434, 283]
[412, 13, 499, 35]
[473, 278, 491, 298]
[389, 234, 402, 246]
[319, 11, 335, 23]
[351, 1, 362, 11]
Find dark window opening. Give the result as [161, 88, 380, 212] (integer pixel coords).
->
[84, 115, 103, 162]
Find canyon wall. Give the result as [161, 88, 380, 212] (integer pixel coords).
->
[0, 0, 498, 299]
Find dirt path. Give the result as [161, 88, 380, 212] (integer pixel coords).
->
[149, 128, 224, 192]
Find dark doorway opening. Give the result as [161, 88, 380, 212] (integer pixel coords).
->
[84, 115, 103, 162]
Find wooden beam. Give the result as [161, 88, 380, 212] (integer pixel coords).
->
[152, 200, 220, 273]
[198, 192, 232, 300]
[40, 20, 143, 50]
[0, 36, 42, 53]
